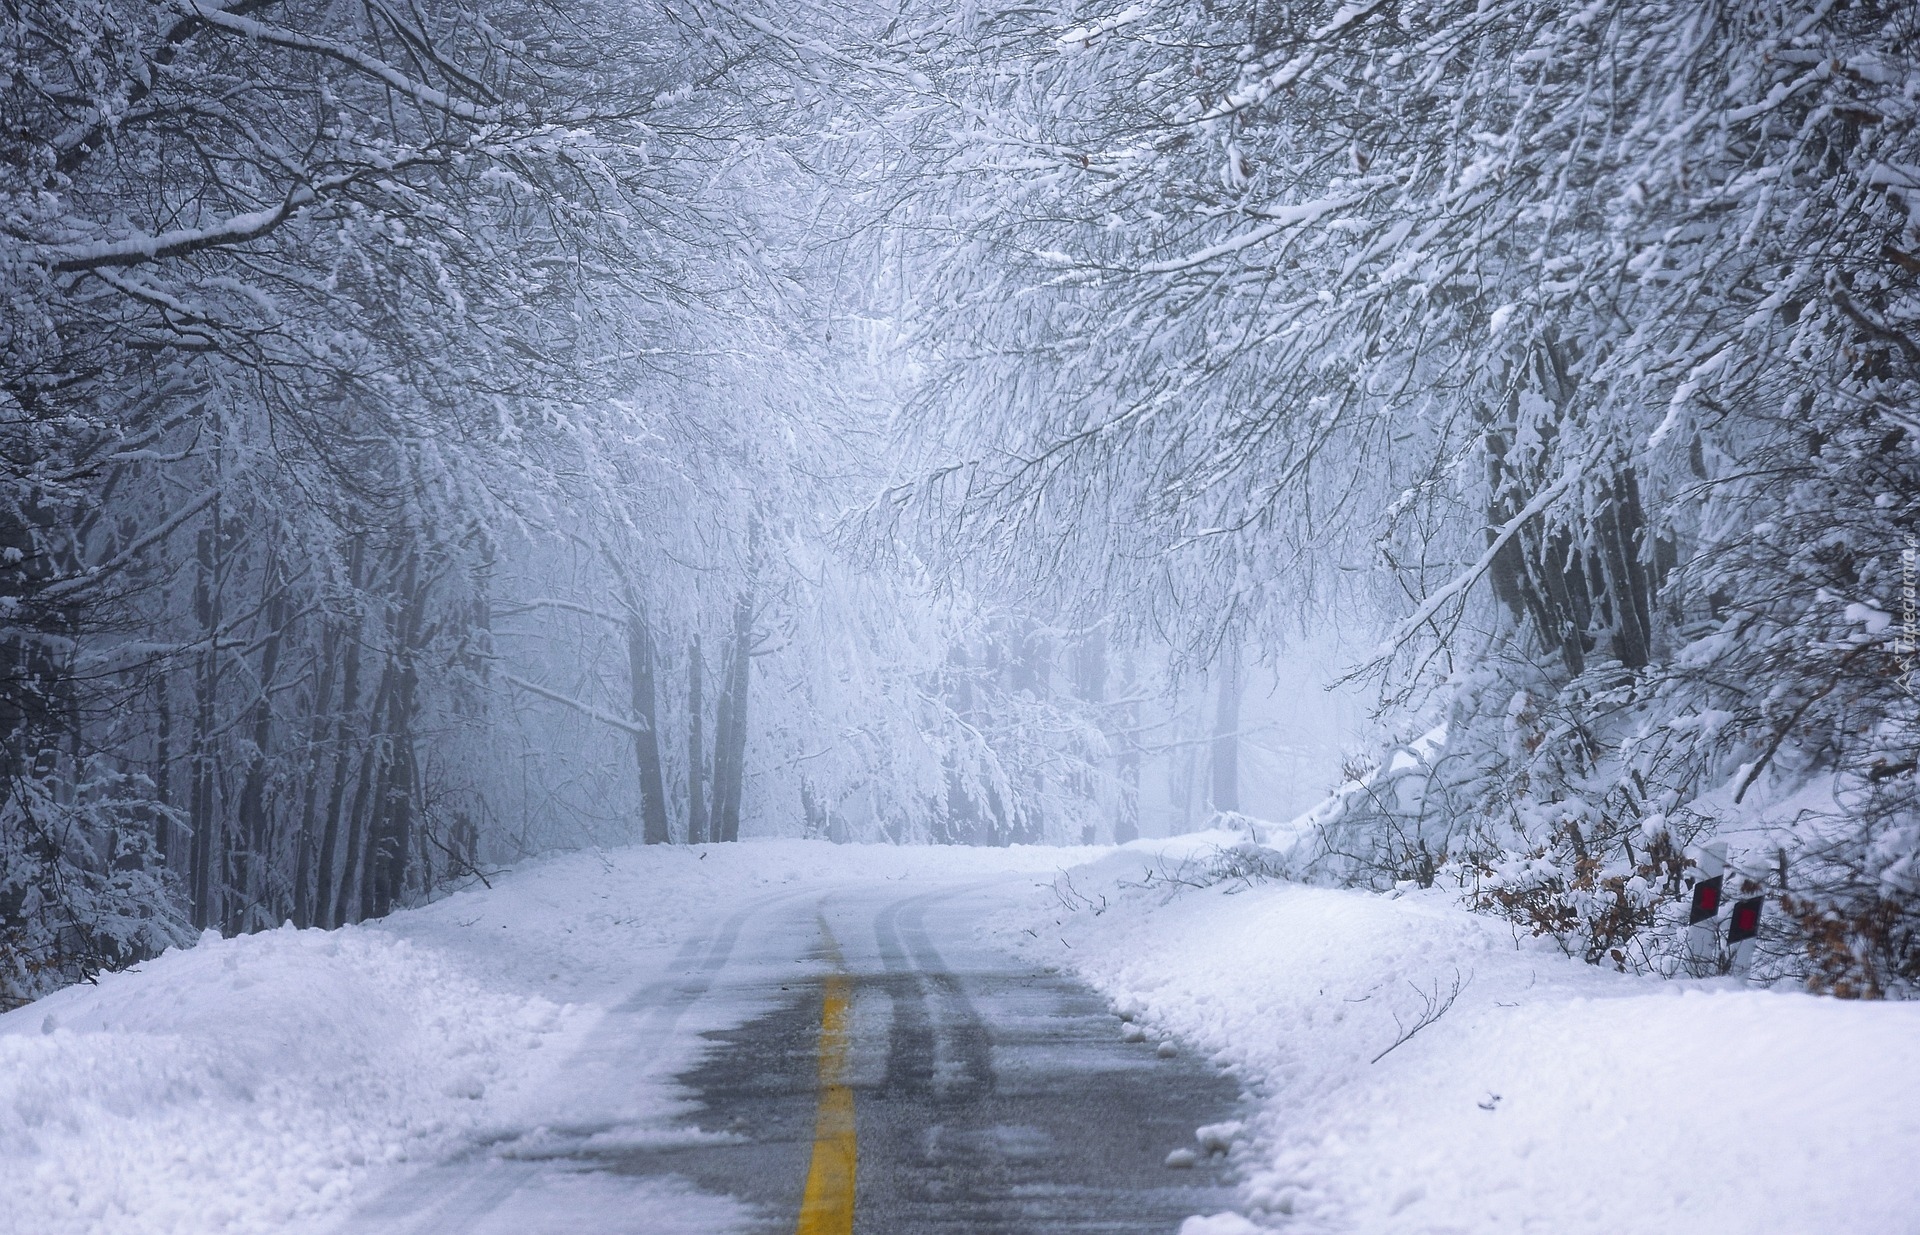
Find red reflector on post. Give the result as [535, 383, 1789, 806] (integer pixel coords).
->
[1689, 875, 1723, 925]
[1727, 896, 1763, 944]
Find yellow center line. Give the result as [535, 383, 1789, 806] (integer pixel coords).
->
[795, 922, 856, 1235]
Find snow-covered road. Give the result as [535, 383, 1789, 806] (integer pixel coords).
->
[5, 837, 1918, 1235]
[1, 843, 1242, 1235]
[342, 875, 1241, 1234]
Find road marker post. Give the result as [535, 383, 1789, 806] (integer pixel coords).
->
[1726, 895, 1763, 978]
[1686, 841, 1727, 976]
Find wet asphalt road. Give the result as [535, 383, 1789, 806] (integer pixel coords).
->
[344, 879, 1244, 1235]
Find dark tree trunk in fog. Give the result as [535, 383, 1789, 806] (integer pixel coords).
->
[291, 624, 338, 929]
[801, 777, 826, 839]
[1481, 341, 1663, 679]
[0, 475, 80, 786]
[625, 597, 671, 846]
[1073, 625, 1107, 844]
[1595, 471, 1655, 670]
[940, 644, 979, 844]
[687, 636, 707, 844]
[711, 590, 753, 843]
[1072, 625, 1106, 705]
[339, 653, 394, 926]
[188, 520, 222, 931]
[1114, 652, 1140, 844]
[316, 539, 367, 929]
[153, 672, 173, 865]
[369, 551, 425, 917]
[711, 678, 733, 838]
[1010, 619, 1050, 844]
[229, 555, 288, 934]
[1210, 644, 1241, 816]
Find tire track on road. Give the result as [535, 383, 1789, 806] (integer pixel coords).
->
[872, 885, 995, 1106]
[339, 887, 815, 1235]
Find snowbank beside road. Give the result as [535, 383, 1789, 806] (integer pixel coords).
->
[0, 840, 1087, 1235]
[0, 926, 575, 1235]
[1009, 835, 1920, 1234]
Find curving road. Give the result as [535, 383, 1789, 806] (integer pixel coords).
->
[343, 877, 1243, 1235]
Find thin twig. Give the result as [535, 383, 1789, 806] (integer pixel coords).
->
[1371, 968, 1471, 1064]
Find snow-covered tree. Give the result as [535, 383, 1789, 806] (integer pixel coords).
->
[871, 0, 1920, 990]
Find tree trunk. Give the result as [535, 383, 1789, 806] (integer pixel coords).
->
[229, 555, 287, 934]
[291, 626, 336, 929]
[188, 520, 221, 932]
[941, 643, 978, 844]
[1011, 619, 1048, 844]
[339, 656, 394, 927]
[1596, 470, 1655, 670]
[315, 538, 366, 929]
[1114, 651, 1140, 844]
[1210, 643, 1241, 816]
[1072, 625, 1106, 704]
[1073, 625, 1108, 845]
[370, 671, 416, 918]
[625, 596, 671, 846]
[0, 462, 80, 786]
[153, 671, 174, 865]
[712, 590, 753, 843]
[369, 549, 425, 918]
[801, 778, 826, 838]
[686, 635, 707, 844]
[711, 658, 735, 841]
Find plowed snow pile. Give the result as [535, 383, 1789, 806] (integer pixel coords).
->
[1005, 834, 1920, 1235]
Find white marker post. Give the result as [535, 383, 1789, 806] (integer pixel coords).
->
[1687, 841, 1727, 976]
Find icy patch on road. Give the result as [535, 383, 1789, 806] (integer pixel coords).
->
[1004, 839, 1920, 1233]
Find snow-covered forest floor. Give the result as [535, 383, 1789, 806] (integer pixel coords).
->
[5, 838, 1914, 1235]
